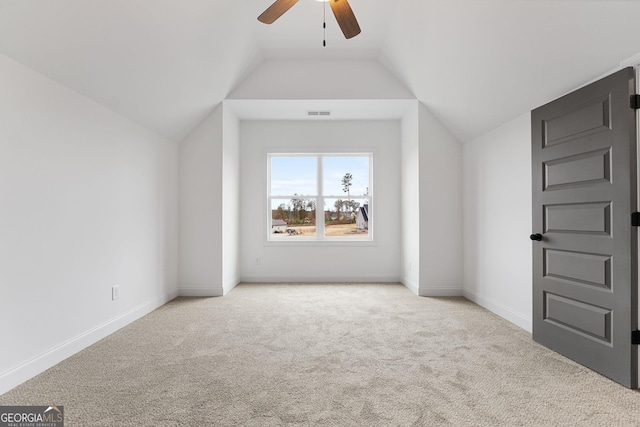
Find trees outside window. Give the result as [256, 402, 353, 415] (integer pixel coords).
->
[268, 154, 371, 241]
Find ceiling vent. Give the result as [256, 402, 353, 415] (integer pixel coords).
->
[308, 111, 331, 116]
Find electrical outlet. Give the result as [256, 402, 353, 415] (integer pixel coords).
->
[112, 286, 120, 300]
[256, 257, 261, 265]
[409, 262, 412, 271]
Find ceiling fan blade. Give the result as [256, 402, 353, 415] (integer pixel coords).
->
[329, 0, 361, 39]
[258, 0, 300, 24]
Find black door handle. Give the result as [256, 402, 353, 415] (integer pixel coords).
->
[530, 233, 542, 241]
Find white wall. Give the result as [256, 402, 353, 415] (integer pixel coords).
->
[179, 104, 241, 296]
[239, 120, 401, 282]
[222, 106, 241, 294]
[418, 104, 464, 296]
[179, 106, 224, 296]
[463, 112, 532, 331]
[229, 58, 414, 100]
[0, 53, 178, 394]
[400, 105, 420, 293]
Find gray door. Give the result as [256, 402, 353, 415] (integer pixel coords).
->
[531, 67, 638, 388]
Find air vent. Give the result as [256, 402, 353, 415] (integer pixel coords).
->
[307, 111, 331, 116]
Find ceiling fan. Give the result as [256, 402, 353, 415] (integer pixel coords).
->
[258, 0, 361, 39]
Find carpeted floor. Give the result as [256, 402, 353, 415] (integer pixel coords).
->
[2, 283, 640, 426]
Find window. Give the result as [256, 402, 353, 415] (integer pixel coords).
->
[268, 153, 372, 241]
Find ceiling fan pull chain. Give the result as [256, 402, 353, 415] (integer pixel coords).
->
[323, 0, 326, 47]
[323, 22, 326, 47]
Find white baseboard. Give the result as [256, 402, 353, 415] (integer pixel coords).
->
[401, 277, 419, 295]
[179, 286, 223, 297]
[223, 278, 240, 295]
[463, 288, 532, 332]
[0, 289, 179, 396]
[419, 286, 463, 297]
[240, 276, 401, 283]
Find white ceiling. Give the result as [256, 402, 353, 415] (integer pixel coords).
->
[0, 0, 639, 143]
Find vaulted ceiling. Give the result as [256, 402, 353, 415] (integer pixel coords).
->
[1, 0, 639, 143]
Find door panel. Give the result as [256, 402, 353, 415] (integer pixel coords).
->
[544, 292, 611, 343]
[544, 248, 611, 288]
[543, 148, 611, 190]
[544, 202, 611, 235]
[542, 94, 611, 147]
[532, 67, 638, 388]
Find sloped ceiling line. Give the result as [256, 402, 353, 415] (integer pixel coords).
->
[0, 0, 639, 143]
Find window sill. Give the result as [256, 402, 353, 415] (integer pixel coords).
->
[265, 238, 376, 247]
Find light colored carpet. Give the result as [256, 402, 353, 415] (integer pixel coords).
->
[2, 283, 640, 426]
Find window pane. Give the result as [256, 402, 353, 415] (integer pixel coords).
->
[270, 157, 317, 196]
[323, 198, 369, 237]
[268, 153, 371, 242]
[322, 156, 369, 197]
[271, 198, 317, 238]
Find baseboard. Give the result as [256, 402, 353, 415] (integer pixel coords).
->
[419, 286, 463, 297]
[223, 278, 240, 295]
[401, 277, 419, 295]
[0, 289, 179, 396]
[240, 276, 401, 283]
[463, 288, 532, 332]
[179, 286, 223, 297]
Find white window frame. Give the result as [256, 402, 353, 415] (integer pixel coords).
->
[267, 152, 373, 243]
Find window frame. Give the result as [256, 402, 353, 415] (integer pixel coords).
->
[267, 152, 373, 244]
